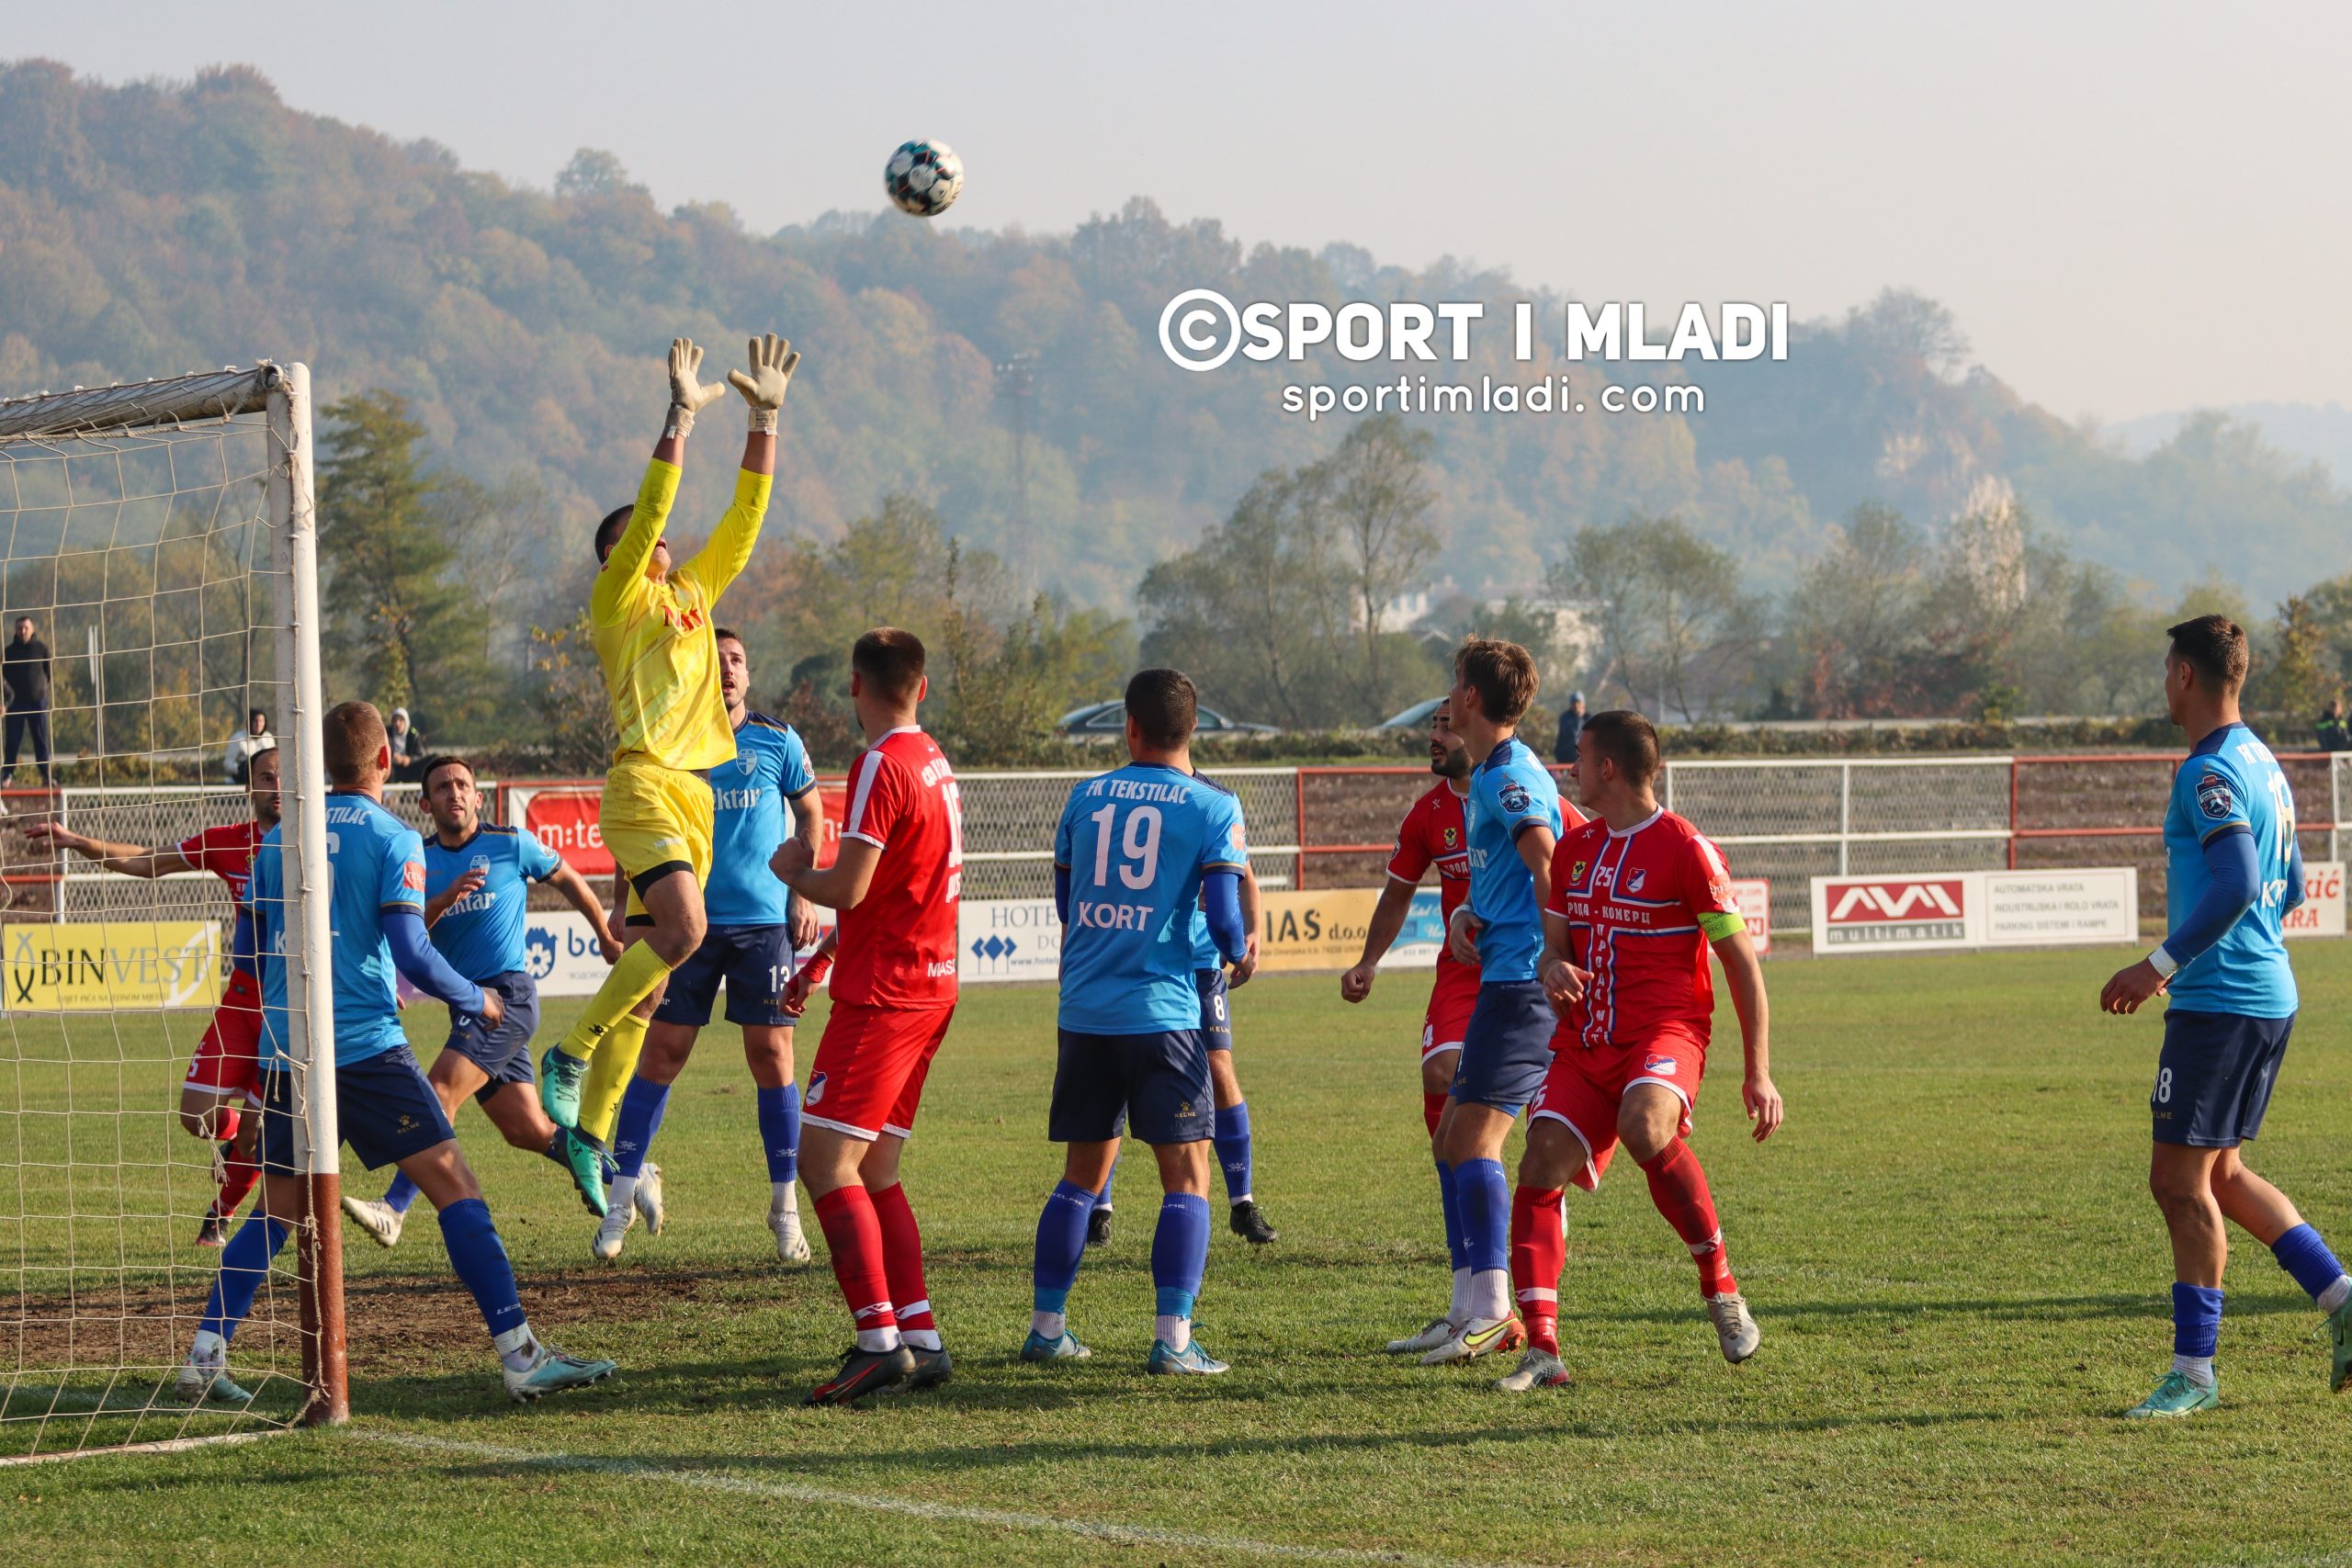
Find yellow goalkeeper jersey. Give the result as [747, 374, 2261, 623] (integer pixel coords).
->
[591, 456, 773, 771]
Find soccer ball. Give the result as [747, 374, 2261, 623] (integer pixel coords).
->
[885, 140, 964, 218]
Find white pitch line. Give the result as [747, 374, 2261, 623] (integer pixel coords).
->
[0, 1427, 285, 1468]
[346, 1428, 1527, 1568]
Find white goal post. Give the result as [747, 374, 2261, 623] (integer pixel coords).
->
[0, 364, 344, 1458]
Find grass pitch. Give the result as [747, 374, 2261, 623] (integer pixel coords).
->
[10, 943, 2352, 1566]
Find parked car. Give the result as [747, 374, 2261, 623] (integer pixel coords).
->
[1057, 700, 1280, 739]
[1376, 696, 1446, 731]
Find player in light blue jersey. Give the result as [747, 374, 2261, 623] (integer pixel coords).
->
[1087, 814, 1275, 1251]
[598, 630, 825, 1265]
[2099, 615, 2352, 1417]
[1024, 670, 1252, 1375]
[340, 754, 620, 1248]
[177, 702, 615, 1408]
[1400, 637, 1573, 1368]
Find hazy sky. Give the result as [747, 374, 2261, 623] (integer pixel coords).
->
[13, 1, 2347, 423]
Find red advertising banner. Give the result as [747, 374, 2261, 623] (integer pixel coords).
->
[520, 787, 614, 877]
[505, 780, 847, 876]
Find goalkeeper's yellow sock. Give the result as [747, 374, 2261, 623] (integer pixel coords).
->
[560, 941, 671, 1063]
[578, 1012, 651, 1149]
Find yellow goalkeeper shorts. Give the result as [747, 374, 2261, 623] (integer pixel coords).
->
[600, 755, 716, 919]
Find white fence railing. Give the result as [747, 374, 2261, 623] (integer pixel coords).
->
[7, 754, 2346, 937]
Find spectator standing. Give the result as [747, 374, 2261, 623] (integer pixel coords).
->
[2318, 697, 2351, 754]
[387, 706, 424, 783]
[2, 616, 53, 787]
[224, 708, 275, 784]
[1553, 691, 1587, 767]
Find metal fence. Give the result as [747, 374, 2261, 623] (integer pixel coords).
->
[0, 784, 431, 923]
[6, 754, 2345, 937]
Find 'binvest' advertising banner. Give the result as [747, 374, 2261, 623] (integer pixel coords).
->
[4, 922, 222, 1011]
[1812, 870, 2140, 955]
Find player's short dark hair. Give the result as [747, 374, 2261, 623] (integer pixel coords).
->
[1125, 669, 1198, 750]
[714, 626, 744, 651]
[594, 503, 635, 564]
[322, 700, 388, 786]
[1453, 637, 1539, 726]
[852, 626, 926, 702]
[1581, 709, 1660, 786]
[2167, 615, 2249, 691]
[419, 753, 475, 794]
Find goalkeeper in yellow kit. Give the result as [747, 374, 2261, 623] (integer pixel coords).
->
[539, 333, 802, 1200]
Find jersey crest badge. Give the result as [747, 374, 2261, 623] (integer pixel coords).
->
[1626, 868, 1648, 894]
[1499, 782, 1532, 813]
[2197, 772, 2234, 821]
[1570, 859, 1589, 884]
[1442, 827, 1458, 848]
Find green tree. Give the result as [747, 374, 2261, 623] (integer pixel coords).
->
[1552, 514, 1761, 721]
[316, 391, 496, 728]
[1325, 414, 1442, 713]
[2251, 595, 2330, 724]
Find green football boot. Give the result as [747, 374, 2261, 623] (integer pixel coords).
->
[2123, 1370, 2219, 1418]
[558, 1127, 610, 1218]
[537, 1044, 586, 1129]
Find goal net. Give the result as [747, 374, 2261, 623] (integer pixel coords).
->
[0, 365, 343, 1461]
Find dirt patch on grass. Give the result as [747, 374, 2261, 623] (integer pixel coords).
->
[4, 1262, 744, 1372]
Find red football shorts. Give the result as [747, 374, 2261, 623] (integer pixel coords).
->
[803, 1000, 956, 1142]
[185, 968, 265, 1106]
[1420, 960, 1481, 1061]
[1527, 1031, 1707, 1191]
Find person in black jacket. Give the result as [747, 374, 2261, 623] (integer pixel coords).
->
[1, 616, 53, 787]
[1553, 692, 1586, 767]
[2318, 696, 2351, 753]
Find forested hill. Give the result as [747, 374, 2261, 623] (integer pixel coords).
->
[2, 59, 2346, 610]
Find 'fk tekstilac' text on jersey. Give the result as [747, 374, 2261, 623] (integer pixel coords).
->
[1057, 764, 1250, 1035]
[1547, 808, 1747, 1051]
[2165, 723, 2299, 1018]
[831, 727, 962, 1008]
[707, 712, 816, 927]
[591, 457, 773, 772]
[423, 824, 562, 983]
[1464, 736, 1566, 983]
[1388, 779, 1475, 978]
[250, 791, 429, 1069]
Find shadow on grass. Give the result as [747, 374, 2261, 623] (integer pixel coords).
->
[1580, 1290, 2316, 1326]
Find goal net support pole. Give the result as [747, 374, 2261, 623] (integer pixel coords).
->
[267, 365, 346, 1427]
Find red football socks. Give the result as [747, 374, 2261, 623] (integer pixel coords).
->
[1510, 1185, 1566, 1354]
[813, 1184, 898, 1347]
[1638, 1139, 1736, 1297]
[215, 1139, 260, 1220]
[869, 1181, 936, 1344]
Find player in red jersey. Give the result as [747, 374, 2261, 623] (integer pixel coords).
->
[1494, 710, 1783, 1392]
[775, 626, 963, 1404]
[1339, 698, 1487, 1344]
[28, 745, 282, 1247]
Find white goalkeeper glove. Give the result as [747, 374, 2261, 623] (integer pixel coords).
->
[728, 333, 801, 433]
[666, 337, 728, 438]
